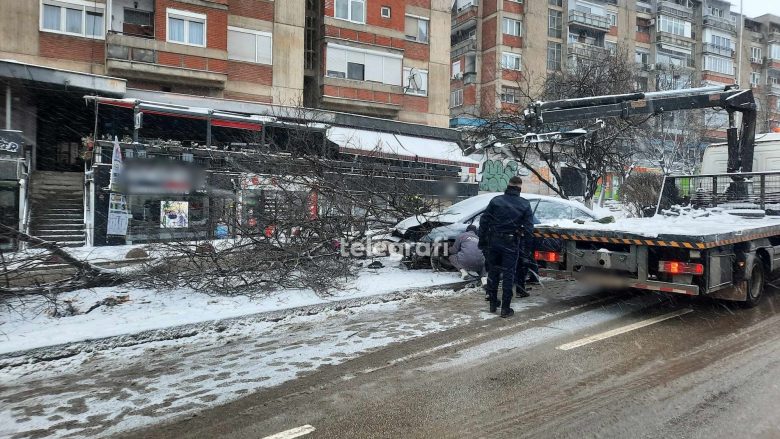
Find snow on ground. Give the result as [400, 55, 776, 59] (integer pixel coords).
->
[0, 256, 461, 355]
[543, 209, 780, 239]
[0, 287, 476, 438]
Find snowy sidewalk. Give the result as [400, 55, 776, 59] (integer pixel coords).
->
[0, 257, 463, 357]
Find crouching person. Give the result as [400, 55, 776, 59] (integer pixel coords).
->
[448, 225, 485, 279]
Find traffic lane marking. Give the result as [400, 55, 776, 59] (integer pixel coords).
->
[262, 425, 316, 439]
[556, 308, 694, 351]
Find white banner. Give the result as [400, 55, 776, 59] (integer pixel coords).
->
[107, 137, 130, 236]
[107, 193, 129, 236]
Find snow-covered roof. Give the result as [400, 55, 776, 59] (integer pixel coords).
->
[708, 132, 780, 147]
[327, 126, 478, 167]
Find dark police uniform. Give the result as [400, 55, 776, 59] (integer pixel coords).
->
[478, 186, 534, 314]
[515, 214, 540, 296]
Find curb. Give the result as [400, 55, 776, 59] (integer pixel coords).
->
[0, 280, 472, 369]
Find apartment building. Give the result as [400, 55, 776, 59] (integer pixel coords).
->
[315, 0, 451, 127]
[449, 0, 780, 133]
[0, 0, 450, 126]
[741, 14, 780, 132]
[0, 0, 473, 247]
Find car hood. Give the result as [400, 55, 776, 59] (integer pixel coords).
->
[393, 212, 460, 234]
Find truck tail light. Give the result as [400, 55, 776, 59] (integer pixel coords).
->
[535, 250, 562, 262]
[659, 261, 704, 275]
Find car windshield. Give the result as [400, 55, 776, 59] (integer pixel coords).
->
[439, 195, 496, 217]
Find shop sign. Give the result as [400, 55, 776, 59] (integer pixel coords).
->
[0, 130, 23, 157]
[123, 161, 202, 195]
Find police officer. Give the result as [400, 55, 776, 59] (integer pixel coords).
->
[478, 176, 534, 318]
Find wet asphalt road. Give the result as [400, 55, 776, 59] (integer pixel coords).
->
[121, 282, 780, 439]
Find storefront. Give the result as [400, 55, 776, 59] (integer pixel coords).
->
[84, 95, 477, 246]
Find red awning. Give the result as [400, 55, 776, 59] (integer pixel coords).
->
[211, 118, 262, 131]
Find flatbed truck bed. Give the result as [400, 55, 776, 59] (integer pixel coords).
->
[532, 197, 780, 306]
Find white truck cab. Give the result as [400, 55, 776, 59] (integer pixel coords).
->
[701, 132, 780, 174]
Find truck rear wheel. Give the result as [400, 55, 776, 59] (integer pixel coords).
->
[743, 260, 765, 308]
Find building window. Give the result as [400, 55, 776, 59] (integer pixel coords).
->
[605, 41, 617, 55]
[501, 52, 522, 70]
[500, 86, 521, 104]
[708, 6, 723, 18]
[710, 34, 732, 51]
[548, 0, 562, 6]
[751, 46, 762, 62]
[548, 9, 562, 38]
[167, 9, 206, 47]
[405, 15, 429, 43]
[607, 12, 617, 27]
[335, 0, 366, 24]
[451, 89, 464, 108]
[750, 71, 761, 86]
[326, 43, 402, 86]
[635, 49, 649, 66]
[40, 0, 105, 39]
[657, 15, 691, 38]
[228, 27, 272, 65]
[771, 44, 780, 60]
[502, 17, 522, 36]
[703, 55, 734, 75]
[380, 6, 391, 18]
[403, 68, 428, 96]
[547, 41, 561, 70]
[452, 60, 462, 78]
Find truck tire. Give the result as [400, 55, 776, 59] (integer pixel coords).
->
[743, 260, 766, 308]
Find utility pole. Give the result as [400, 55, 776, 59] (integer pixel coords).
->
[737, 0, 744, 86]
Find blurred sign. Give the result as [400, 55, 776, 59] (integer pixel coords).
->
[123, 161, 203, 195]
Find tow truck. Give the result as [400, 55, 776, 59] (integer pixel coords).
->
[487, 84, 780, 306]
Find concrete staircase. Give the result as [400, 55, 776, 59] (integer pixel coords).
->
[30, 171, 85, 247]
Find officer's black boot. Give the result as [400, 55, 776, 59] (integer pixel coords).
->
[514, 284, 530, 298]
[500, 307, 515, 318]
[489, 299, 501, 313]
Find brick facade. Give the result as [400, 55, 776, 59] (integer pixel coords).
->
[229, 0, 274, 21]
[39, 33, 105, 64]
[227, 61, 273, 85]
[482, 17, 497, 50]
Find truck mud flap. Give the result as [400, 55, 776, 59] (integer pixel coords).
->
[707, 280, 748, 301]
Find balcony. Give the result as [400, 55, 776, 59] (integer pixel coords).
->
[657, 1, 694, 20]
[702, 14, 737, 34]
[767, 82, 780, 95]
[656, 31, 694, 47]
[769, 31, 780, 43]
[702, 43, 734, 58]
[655, 56, 695, 70]
[105, 32, 227, 88]
[636, 2, 653, 15]
[568, 10, 610, 32]
[567, 42, 611, 59]
[451, 38, 477, 58]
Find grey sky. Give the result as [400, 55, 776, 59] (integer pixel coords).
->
[727, 0, 780, 19]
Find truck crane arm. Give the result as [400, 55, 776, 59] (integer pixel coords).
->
[520, 84, 757, 173]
